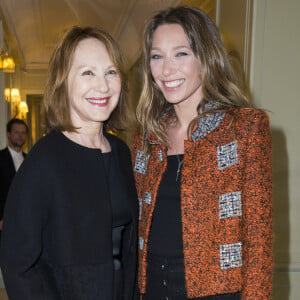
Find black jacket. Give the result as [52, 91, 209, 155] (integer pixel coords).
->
[0, 131, 138, 300]
[0, 147, 26, 221]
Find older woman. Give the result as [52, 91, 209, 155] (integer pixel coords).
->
[0, 26, 138, 300]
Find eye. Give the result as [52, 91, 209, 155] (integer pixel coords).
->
[82, 70, 94, 76]
[106, 69, 118, 76]
[176, 52, 188, 57]
[151, 54, 162, 60]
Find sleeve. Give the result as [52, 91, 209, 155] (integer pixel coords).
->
[0, 151, 52, 300]
[241, 111, 273, 299]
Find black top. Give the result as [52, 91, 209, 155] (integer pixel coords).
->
[102, 152, 131, 228]
[148, 155, 184, 257]
[0, 131, 138, 300]
[102, 152, 131, 273]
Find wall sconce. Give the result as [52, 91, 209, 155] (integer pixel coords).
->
[19, 100, 28, 113]
[0, 50, 16, 73]
[4, 87, 21, 103]
[4, 88, 28, 120]
[1, 44, 22, 117]
[3, 87, 27, 119]
[1, 56, 16, 73]
[18, 100, 29, 120]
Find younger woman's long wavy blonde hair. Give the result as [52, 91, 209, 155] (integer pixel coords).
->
[136, 6, 251, 151]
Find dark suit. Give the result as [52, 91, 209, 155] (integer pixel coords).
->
[0, 148, 26, 221]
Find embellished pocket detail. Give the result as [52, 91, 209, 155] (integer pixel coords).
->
[219, 191, 242, 219]
[220, 242, 242, 270]
[217, 141, 238, 170]
[134, 150, 150, 174]
[144, 192, 152, 205]
[139, 237, 144, 250]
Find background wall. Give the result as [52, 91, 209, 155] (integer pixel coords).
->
[0, 22, 7, 149]
[250, 0, 300, 298]
[217, 0, 300, 299]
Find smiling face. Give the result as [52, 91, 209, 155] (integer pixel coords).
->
[150, 24, 203, 109]
[67, 37, 121, 128]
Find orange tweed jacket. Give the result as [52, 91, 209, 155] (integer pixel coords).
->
[132, 108, 273, 299]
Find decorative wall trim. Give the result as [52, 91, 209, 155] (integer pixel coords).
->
[249, 0, 267, 107]
[216, 0, 253, 92]
[243, 0, 253, 85]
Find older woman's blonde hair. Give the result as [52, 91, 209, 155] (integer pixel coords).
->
[42, 26, 128, 132]
[136, 6, 251, 148]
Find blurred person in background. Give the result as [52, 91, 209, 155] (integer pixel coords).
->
[0, 118, 28, 237]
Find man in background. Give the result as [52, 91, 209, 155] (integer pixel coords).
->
[0, 118, 28, 236]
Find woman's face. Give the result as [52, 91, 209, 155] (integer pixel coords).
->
[67, 38, 121, 128]
[150, 24, 203, 108]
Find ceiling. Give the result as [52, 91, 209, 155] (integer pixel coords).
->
[0, 0, 215, 75]
[0, 0, 183, 73]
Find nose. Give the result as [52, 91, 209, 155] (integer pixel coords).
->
[162, 57, 176, 77]
[95, 76, 109, 93]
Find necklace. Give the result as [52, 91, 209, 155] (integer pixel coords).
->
[176, 154, 184, 181]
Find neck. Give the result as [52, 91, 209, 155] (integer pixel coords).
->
[173, 103, 203, 130]
[172, 86, 204, 127]
[166, 121, 187, 155]
[63, 123, 110, 152]
[167, 99, 203, 156]
[171, 107, 197, 137]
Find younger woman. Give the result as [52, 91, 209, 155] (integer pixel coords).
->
[132, 6, 272, 299]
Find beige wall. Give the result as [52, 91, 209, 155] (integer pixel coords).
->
[0, 72, 6, 149]
[218, 0, 300, 299]
[251, 0, 300, 300]
[217, 0, 252, 90]
[250, 0, 300, 298]
[0, 21, 8, 149]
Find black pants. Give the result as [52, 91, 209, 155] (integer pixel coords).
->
[113, 259, 123, 300]
[142, 254, 240, 300]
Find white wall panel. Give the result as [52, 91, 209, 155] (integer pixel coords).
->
[250, 0, 300, 299]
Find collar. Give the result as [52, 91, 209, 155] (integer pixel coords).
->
[146, 103, 225, 145]
[8, 146, 23, 158]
